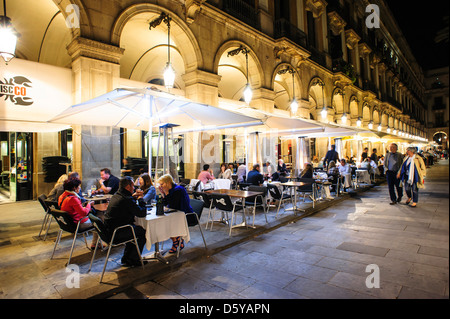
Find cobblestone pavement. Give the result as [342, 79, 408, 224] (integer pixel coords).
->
[112, 160, 449, 300]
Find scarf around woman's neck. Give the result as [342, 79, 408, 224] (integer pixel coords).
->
[406, 155, 416, 185]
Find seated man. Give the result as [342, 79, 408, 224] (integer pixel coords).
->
[338, 159, 352, 191]
[197, 164, 214, 185]
[94, 168, 120, 195]
[338, 159, 351, 175]
[103, 176, 147, 267]
[246, 163, 264, 186]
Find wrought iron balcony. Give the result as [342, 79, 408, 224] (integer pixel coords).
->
[223, 0, 260, 30]
[274, 18, 308, 48]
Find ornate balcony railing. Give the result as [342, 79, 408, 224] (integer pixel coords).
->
[223, 0, 260, 30]
[274, 18, 308, 49]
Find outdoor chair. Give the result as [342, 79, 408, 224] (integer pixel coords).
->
[192, 191, 214, 227]
[209, 194, 244, 236]
[266, 183, 293, 218]
[327, 173, 341, 196]
[237, 185, 268, 225]
[231, 174, 238, 189]
[296, 178, 316, 206]
[88, 213, 144, 283]
[37, 194, 52, 240]
[238, 182, 251, 190]
[179, 178, 190, 188]
[49, 207, 95, 266]
[182, 198, 207, 257]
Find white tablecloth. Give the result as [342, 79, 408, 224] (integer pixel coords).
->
[356, 170, 371, 184]
[135, 209, 190, 250]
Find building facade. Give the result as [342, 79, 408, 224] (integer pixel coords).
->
[0, 0, 433, 201]
[425, 66, 449, 150]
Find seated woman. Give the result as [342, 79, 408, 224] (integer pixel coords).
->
[327, 161, 339, 175]
[299, 163, 313, 178]
[47, 174, 68, 202]
[58, 178, 100, 250]
[157, 174, 193, 254]
[217, 162, 232, 181]
[137, 173, 156, 204]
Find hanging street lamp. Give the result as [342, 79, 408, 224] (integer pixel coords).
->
[149, 12, 175, 89]
[0, 0, 18, 64]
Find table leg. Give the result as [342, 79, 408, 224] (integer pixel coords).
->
[142, 242, 169, 264]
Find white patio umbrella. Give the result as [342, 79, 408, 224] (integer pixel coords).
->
[49, 87, 263, 177]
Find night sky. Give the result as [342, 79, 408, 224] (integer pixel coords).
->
[385, 1, 449, 71]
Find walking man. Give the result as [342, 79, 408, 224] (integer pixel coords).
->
[384, 143, 404, 205]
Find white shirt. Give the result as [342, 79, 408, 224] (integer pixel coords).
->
[338, 163, 351, 175]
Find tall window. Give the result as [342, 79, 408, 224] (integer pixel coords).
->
[307, 11, 317, 48]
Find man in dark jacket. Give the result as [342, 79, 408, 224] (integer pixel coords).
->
[384, 143, 404, 205]
[247, 164, 264, 186]
[104, 176, 147, 267]
[324, 145, 339, 169]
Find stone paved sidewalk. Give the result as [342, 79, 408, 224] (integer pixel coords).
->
[112, 159, 449, 299]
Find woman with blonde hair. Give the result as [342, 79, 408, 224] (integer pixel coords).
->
[47, 174, 68, 201]
[157, 174, 193, 253]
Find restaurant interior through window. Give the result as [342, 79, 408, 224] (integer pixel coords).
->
[0, 131, 33, 203]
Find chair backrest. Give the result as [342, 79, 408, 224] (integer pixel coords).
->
[179, 178, 190, 187]
[247, 185, 267, 204]
[189, 179, 203, 191]
[88, 213, 111, 243]
[187, 198, 204, 227]
[192, 191, 213, 208]
[238, 182, 251, 190]
[49, 208, 78, 233]
[211, 194, 234, 211]
[297, 178, 314, 192]
[266, 183, 281, 200]
[38, 194, 48, 212]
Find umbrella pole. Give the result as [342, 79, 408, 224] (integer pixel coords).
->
[149, 96, 153, 180]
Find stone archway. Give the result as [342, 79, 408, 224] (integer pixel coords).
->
[308, 77, 326, 120]
[215, 41, 263, 103]
[112, 4, 202, 86]
[272, 63, 302, 114]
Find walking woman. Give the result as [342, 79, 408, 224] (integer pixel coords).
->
[397, 147, 427, 207]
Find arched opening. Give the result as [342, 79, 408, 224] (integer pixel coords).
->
[217, 42, 262, 102]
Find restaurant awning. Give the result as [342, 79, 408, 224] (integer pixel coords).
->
[216, 99, 325, 137]
[49, 88, 263, 133]
[0, 119, 70, 132]
[49, 87, 264, 178]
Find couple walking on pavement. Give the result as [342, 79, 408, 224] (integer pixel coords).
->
[385, 143, 427, 207]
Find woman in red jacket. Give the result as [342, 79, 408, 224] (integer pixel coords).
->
[58, 178, 101, 250]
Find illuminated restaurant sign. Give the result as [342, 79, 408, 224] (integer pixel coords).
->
[0, 76, 33, 106]
[0, 58, 72, 132]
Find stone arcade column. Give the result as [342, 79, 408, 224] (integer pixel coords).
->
[67, 37, 124, 186]
[182, 70, 222, 179]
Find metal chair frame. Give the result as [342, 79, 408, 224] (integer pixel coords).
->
[88, 214, 144, 283]
[49, 208, 94, 266]
[209, 194, 245, 236]
[266, 183, 294, 218]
